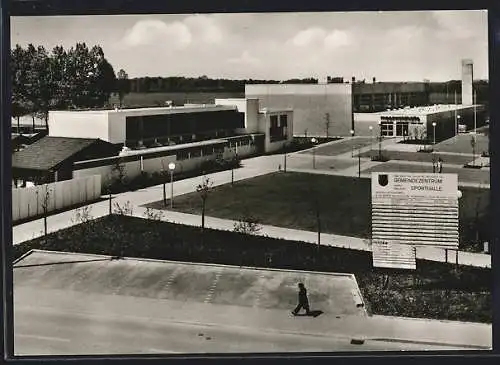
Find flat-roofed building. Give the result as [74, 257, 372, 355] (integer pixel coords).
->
[48, 105, 245, 149]
[245, 83, 352, 138]
[354, 104, 487, 143]
[352, 82, 430, 113]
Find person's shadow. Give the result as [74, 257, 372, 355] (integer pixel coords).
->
[294, 310, 324, 318]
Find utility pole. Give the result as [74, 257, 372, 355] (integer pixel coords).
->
[358, 146, 361, 178]
[454, 90, 457, 135]
[474, 89, 477, 132]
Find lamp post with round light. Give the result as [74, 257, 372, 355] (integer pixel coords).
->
[168, 162, 176, 209]
[369, 125, 374, 154]
[350, 129, 355, 157]
[432, 122, 437, 145]
[311, 138, 318, 169]
[377, 121, 382, 160]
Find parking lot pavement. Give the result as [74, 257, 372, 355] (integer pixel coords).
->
[14, 250, 366, 317]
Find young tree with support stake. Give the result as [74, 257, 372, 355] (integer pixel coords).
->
[196, 176, 214, 233]
[36, 185, 51, 242]
[470, 135, 477, 167]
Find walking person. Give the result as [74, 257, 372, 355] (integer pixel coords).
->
[292, 283, 311, 316]
[438, 157, 443, 173]
[432, 156, 436, 173]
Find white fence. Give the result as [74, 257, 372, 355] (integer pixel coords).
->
[12, 175, 101, 222]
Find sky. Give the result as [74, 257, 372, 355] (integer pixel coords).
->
[11, 10, 489, 82]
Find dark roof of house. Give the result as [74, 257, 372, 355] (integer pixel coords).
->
[12, 137, 110, 171]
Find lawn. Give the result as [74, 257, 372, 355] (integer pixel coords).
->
[146, 173, 373, 238]
[434, 134, 489, 155]
[299, 137, 376, 156]
[144, 172, 490, 251]
[358, 150, 474, 165]
[14, 215, 491, 323]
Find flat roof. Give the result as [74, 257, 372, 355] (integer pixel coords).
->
[50, 104, 238, 115]
[374, 104, 481, 117]
[118, 138, 229, 156]
[260, 107, 294, 113]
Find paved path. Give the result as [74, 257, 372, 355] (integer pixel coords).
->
[13, 151, 491, 268]
[129, 207, 491, 269]
[12, 156, 278, 245]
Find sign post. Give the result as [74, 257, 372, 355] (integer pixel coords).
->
[371, 172, 459, 270]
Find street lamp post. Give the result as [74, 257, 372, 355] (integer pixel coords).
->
[369, 125, 374, 156]
[457, 115, 461, 134]
[168, 162, 176, 209]
[311, 138, 317, 169]
[358, 145, 361, 178]
[432, 122, 437, 145]
[283, 145, 287, 172]
[377, 121, 382, 160]
[231, 148, 235, 186]
[350, 129, 355, 157]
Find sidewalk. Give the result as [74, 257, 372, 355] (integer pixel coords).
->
[12, 156, 276, 245]
[130, 206, 491, 269]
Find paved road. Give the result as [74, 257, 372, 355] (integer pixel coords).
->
[14, 284, 489, 356]
[14, 303, 474, 356]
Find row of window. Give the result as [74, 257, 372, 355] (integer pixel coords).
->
[125, 111, 245, 140]
[176, 145, 226, 161]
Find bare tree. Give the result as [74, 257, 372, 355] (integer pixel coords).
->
[470, 135, 477, 166]
[103, 178, 113, 215]
[309, 187, 321, 250]
[196, 176, 214, 232]
[36, 185, 51, 239]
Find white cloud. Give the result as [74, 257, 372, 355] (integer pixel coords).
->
[122, 19, 192, 48]
[183, 14, 224, 44]
[227, 50, 261, 67]
[432, 10, 486, 40]
[291, 27, 327, 47]
[323, 30, 352, 48]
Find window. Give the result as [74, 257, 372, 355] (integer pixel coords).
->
[190, 148, 202, 158]
[270, 115, 278, 128]
[380, 121, 394, 137]
[280, 115, 288, 128]
[176, 150, 189, 160]
[270, 114, 287, 143]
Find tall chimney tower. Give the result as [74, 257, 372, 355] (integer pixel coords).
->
[461, 59, 473, 105]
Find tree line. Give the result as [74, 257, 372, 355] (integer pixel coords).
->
[11, 42, 131, 129]
[126, 76, 319, 93]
